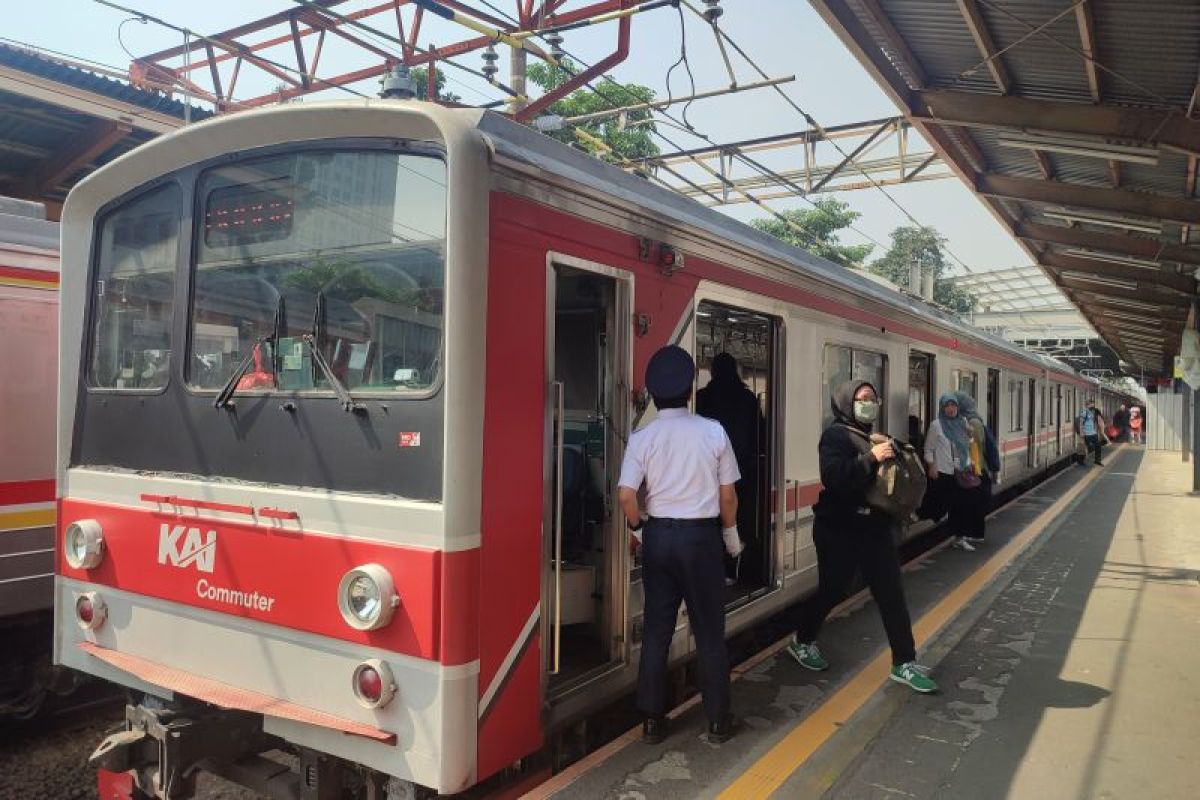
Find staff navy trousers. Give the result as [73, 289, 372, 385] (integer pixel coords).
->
[637, 518, 730, 725]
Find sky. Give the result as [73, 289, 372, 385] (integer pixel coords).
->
[4, 0, 1031, 275]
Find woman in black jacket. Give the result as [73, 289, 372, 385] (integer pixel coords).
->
[785, 381, 937, 693]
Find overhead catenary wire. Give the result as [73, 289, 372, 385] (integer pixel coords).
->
[678, 0, 979, 275]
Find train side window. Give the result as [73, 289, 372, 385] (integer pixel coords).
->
[823, 344, 887, 430]
[951, 368, 978, 401]
[88, 183, 181, 391]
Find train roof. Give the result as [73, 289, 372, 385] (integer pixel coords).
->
[475, 110, 1085, 382]
[63, 99, 1091, 384]
[0, 195, 58, 253]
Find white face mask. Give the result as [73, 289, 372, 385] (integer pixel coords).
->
[853, 400, 880, 424]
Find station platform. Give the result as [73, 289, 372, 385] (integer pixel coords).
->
[524, 447, 1200, 800]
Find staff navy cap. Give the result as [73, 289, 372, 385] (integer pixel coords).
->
[645, 345, 695, 399]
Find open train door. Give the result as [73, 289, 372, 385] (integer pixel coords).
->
[1027, 378, 1038, 468]
[542, 257, 633, 700]
[1055, 384, 1063, 457]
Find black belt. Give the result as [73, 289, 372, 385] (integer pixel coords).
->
[647, 516, 721, 529]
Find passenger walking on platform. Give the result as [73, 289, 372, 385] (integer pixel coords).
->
[697, 353, 764, 584]
[1113, 404, 1130, 443]
[786, 382, 937, 694]
[618, 345, 742, 745]
[924, 394, 979, 552]
[1130, 405, 1144, 445]
[955, 392, 1000, 547]
[1075, 400, 1106, 466]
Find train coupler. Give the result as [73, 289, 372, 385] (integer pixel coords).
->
[90, 701, 281, 799]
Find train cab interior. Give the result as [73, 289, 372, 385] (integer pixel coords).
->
[694, 301, 777, 609]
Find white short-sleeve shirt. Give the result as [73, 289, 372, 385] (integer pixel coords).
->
[924, 418, 958, 475]
[617, 408, 741, 519]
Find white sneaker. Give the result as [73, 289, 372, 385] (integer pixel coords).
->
[965, 537, 985, 546]
[952, 537, 976, 552]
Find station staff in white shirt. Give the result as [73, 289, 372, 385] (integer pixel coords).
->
[617, 345, 742, 745]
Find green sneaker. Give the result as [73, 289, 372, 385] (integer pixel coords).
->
[785, 639, 829, 671]
[890, 662, 938, 693]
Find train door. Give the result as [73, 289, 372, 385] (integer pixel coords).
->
[1027, 378, 1037, 468]
[1055, 384, 1063, 457]
[908, 351, 935, 451]
[694, 300, 780, 610]
[986, 369, 1000, 435]
[544, 260, 631, 695]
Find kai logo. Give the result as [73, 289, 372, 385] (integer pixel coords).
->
[157, 524, 217, 573]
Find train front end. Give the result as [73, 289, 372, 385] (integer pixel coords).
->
[53, 102, 489, 796]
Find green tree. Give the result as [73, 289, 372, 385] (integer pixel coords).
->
[750, 199, 874, 269]
[410, 66, 461, 103]
[867, 225, 976, 313]
[526, 59, 659, 162]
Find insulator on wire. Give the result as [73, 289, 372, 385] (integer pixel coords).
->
[545, 30, 565, 59]
[702, 0, 723, 23]
[481, 44, 499, 80]
[379, 64, 416, 99]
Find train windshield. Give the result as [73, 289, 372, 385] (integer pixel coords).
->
[190, 149, 446, 395]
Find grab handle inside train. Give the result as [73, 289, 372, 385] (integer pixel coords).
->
[551, 380, 565, 676]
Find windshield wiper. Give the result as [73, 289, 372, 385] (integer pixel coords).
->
[213, 337, 269, 410]
[214, 294, 285, 411]
[304, 291, 363, 414]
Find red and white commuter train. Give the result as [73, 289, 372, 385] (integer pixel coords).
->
[54, 101, 1132, 797]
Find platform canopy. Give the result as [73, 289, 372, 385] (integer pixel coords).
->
[812, 0, 1200, 377]
[0, 42, 206, 219]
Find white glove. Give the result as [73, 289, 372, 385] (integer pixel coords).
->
[722, 526, 744, 558]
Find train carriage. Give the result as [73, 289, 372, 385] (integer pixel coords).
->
[1, 196, 60, 718]
[54, 100, 1132, 797]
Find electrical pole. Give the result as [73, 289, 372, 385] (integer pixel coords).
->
[510, 46, 527, 114]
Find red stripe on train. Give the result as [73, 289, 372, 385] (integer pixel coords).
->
[0, 478, 55, 506]
[0, 265, 59, 285]
[57, 498, 478, 665]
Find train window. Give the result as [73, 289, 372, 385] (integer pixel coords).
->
[188, 149, 446, 395]
[823, 344, 887, 429]
[1008, 379, 1024, 432]
[960, 370, 979, 401]
[88, 183, 181, 391]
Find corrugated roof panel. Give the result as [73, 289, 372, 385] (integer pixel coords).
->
[1120, 151, 1193, 197]
[0, 43, 210, 121]
[975, 1, 1095, 102]
[865, 0, 999, 94]
[1091, 1, 1200, 108]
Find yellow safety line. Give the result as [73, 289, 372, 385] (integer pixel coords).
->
[718, 455, 1116, 799]
[0, 508, 56, 531]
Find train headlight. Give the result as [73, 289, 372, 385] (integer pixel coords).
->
[337, 564, 398, 631]
[75, 592, 107, 630]
[64, 520, 105, 570]
[352, 659, 396, 708]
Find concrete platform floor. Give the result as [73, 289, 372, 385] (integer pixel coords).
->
[530, 447, 1199, 800]
[820, 447, 1199, 800]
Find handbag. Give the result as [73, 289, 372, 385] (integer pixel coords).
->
[954, 468, 981, 490]
[841, 425, 929, 519]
